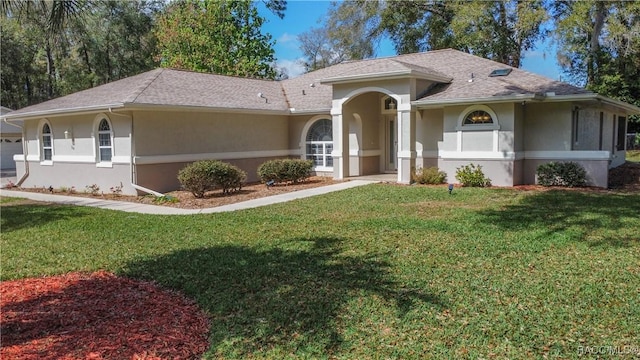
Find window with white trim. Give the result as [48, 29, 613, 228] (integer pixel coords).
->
[305, 119, 333, 168]
[41, 123, 53, 161]
[463, 110, 494, 125]
[457, 105, 500, 131]
[97, 119, 112, 162]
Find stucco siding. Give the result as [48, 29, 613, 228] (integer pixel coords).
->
[524, 159, 609, 188]
[523, 102, 572, 151]
[18, 162, 134, 194]
[21, 113, 131, 163]
[417, 109, 443, 154]
[462, 131, 493, 152]
[439, 159, 516, 187]
[343, 92, 382, 151]
[133, 111, 288, 157]
[136, 156, 284, 193]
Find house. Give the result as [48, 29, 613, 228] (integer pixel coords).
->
[2, 49, 638, 195]
[0, 106, 23, 170]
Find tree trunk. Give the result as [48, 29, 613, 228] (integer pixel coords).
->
[587, 1, 606, 85]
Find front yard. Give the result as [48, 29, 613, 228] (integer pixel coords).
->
[1, 184, 639, 359]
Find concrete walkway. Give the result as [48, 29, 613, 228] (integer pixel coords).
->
[0, 180, 378, 215]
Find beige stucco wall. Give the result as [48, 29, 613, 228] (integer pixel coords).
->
[136, 156, 285, 193]
[523, 159, 609, 188]
[342, 92, 382, 152]
[416, 108, 442, 158]
[16, 112, 134, 193]
[133, 110, 288, 156]
[523, 102, 573, 151]
[439, 159, 517, 187]
[18, 162, 135, 194]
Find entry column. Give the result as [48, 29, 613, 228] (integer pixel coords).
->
[397, 104, 416, 184]
[331, 107, 349, 179]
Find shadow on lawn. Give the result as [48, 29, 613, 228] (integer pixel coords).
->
[478, 190, 640, 247]
[0, 203, 89, 233]
[123, 237, 445, 357]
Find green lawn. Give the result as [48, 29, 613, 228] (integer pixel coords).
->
[2, 185, 639, 359]
[627, 150, 640, 162]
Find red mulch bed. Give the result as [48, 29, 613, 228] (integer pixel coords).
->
[1, 271, 209, 360]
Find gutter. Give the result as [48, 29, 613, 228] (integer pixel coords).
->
[2, 118, 29, 186]
[2, 103, 126, 121]
[414, 93, 543, 109]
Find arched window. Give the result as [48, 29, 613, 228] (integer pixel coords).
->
[463, 110, 494, 125]
[41, 123, 53, 161]
[305, 119, 333, 168]
[97, 119, 112, 162]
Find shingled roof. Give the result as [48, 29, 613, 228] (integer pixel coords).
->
[5, 48, 617, 120]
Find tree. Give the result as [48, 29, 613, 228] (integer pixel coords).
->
[155, 0, 277, 79]
[298, 26, 349, 72]
[301, 0, 547, 69]
[553, 0, 640, 128]
[1, 0, 161, 108]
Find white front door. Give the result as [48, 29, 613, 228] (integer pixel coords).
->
[385, 116, 397, 172]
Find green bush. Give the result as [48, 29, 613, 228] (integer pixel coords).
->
[178, 160, 246, 198]
[412, 167, 447, 184]
[536, 161, 587, 187]
[257, 159, 314, 184]
[455, 163, 491, 187]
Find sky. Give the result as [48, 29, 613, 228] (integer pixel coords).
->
[257, 0, 562, 80]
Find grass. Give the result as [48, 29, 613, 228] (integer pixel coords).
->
[627, 150, 640, 162]
[2, 185, 639, 359]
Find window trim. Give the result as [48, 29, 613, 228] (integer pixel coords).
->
[94, 114, 114, 167]
[38, 119, 54, 165]
[302, 116, 333, 171]
[456, 105, 500, 131]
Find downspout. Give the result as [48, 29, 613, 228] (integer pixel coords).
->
[3, 118, 29, 186]
[123, 109, 163, 197]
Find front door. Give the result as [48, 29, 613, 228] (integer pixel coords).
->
[385, 116, 397, 172]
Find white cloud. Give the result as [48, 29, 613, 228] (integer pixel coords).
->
[278, 32, 298, 44]
[276, 58, 306, 78]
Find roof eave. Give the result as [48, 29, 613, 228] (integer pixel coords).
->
[414, 94, 542, 109]
[124, 103, 291, 115]
[545, 94, 640, 114]
[0, 103, 126, 121]
[288, 108, 332, 115]
[320, 70, 452, 85]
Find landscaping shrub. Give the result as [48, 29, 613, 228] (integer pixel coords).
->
[536, 161, 587, 187]
[412, 167, 447, 184]
[455, 163, 491, 187]
[178, 160, 246, 198]
[257, 159, 313, 184]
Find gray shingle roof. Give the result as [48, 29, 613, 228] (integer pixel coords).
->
[5, 49, 593, 118]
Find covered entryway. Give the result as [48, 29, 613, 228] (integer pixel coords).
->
[326, 89, 414, 183]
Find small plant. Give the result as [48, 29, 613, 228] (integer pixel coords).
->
[3, 180, 16, 189]
[85, 184, 100, 196]
[412, 166, 447, 184]
[153, 195, 178, 204]
[110, 182, 124, 196]
[455, 163, 491, 187]
[257, 159, 313, 184]
[536, 161, 587, 187]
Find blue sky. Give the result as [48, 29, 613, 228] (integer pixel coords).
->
[257, 0, 562, 80]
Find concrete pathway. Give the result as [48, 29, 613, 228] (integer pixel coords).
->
[0, 180, 378, 215]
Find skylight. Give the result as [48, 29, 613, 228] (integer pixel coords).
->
[489, 68, 512, 77]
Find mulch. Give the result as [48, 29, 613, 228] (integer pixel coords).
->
[0, 271, 210, 360]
